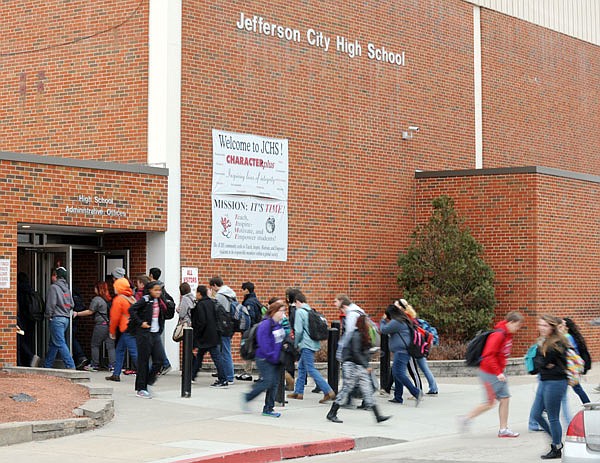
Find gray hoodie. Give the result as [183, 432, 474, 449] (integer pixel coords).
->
[45, 278, 74, 319]
[214, 285, 237, 323]
[177, 292, 196, 323]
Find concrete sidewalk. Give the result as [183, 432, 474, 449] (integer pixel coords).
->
[1, 366, 599, 463]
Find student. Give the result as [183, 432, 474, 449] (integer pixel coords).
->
[128, 281, 175, 398]
[236, 281, 263, 381]
[148, 268, 174, 376]
[530, 315, 569, 459]
[288, 291, 336, 403]
[242, 300, 287, 417]
[105, 277, 138, 382]
[74, 281, 115, 371]
[326, 315, 390, 424]
[209, 275, 237, 384]
[44, 267, 76, 370]
[380, 304, 423, 406]
[458, 311, 523, 438]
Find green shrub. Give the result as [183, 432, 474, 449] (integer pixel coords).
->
[398, 196, 496, 342]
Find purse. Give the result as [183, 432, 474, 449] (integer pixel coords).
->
[172, 319, 190, 342]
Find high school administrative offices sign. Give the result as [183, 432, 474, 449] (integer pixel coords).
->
[211, 129, 288, 261]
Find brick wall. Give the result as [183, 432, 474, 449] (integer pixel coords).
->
[480, 9, 600, 172]
[415, 171, 600, 358]
[0, 0, 149, 162]
[180, 0, 476, 323]
[0, 160, 166, 366]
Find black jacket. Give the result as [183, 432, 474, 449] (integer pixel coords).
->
[533, 343, 568, 381]
[341, 330, 371, 368]
[242, 292, 263, 325]
[128, 295, 175, 334]
[191, 296, 220, 349]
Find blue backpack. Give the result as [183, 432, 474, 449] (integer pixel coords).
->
[417, 318, 439, 346]
[524, 343, 539, 374]
[225, 296, 251, 332]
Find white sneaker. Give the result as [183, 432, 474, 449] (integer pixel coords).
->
[498, 428, 520, 438]
[136, 390, 152, 399]
[457, 415, 471, 433]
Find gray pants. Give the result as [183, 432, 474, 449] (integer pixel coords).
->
[91, 324, 115, 367]
[335, 361, 375, 407]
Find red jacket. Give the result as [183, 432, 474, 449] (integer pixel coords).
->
[479, 320, 513, 375]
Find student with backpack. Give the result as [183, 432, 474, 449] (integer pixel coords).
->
[380, 304, 423, 406]
[458, 311, 523, 438]
[241, 300, 287, 418]
[397, 299, 439, 395]
[326, 314, 391, 424]
[74, 281, 115, 371]
[237, 281, 263, 381]
[288, 291, 336, 403]
[209, 276, 237, 384]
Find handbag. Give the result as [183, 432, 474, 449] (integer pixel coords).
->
[172, 319, 190, 342]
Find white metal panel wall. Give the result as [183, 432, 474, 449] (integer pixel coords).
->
[464, 0, 599, 46]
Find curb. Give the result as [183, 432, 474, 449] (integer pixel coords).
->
[174, 437, 355, 463]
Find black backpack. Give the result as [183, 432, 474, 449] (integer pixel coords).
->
[215, 301, 234, 337]
[240, 323, 260, 360]
[302, 307, 329, 341]
[22, 290, 44, 322]
[465, 329, 503, 367]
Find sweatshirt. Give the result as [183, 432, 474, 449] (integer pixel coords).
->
[177, 292, 196, 323]
[45, 278, 74, 319]
[109, 278, 136, 336]
[479, 320, 512, 375]
[341, 330, 371, 367]
[380, 318, 411, 354]
[293, 304, 322, 352]
[255, 317, 285, 365]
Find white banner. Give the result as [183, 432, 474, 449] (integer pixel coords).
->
[181, 267, 199, 294]
[212, 129, 288, 200]
[211, 195, 287, 261]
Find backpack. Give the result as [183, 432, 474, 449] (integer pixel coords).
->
[417, 318, 439, 346]
[565, 347, 585, 386]
[225, 296, 251, 332]
[301, 307, 329, 341]
[524, 343, 538, 374]
[240, 323, 260, 360]
[366, 316, 381, 348]
[402, 320, 433, 359]
[22, 290, 45, 322]
[215, 301, 234, 337]
[464, 329, 503, 367]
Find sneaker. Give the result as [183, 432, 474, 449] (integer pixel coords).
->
[498, 428, 520, 438]
[312, 386, 322, 394]
[76, 358, 90, 370]
[210, 381, 229, 389]
[30, 355, 42, 368]
[108, 364, 115, 372]
[415, 390, 424, 407]
[236, 373, 253, 381]
[159, 365, 172, 376]
[262, 410, 281, 418]
[426, 391, 438, 395]
[136, 390, 152, 399]
[212, 373, 219, 378]
[123, 369, 136, 376]
[105, 375, 120, 382]
[528, 425, 544, 432]
[457, 415, 471, 433]
[83, 364, 98, 372]
[388, 398, 403, 404]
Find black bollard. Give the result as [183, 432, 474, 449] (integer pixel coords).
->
[327, 321, 340, 394]
[379, 333, 391, 392]
[181, 326, 193, 398]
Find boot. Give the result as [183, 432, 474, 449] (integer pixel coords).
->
[326, 403, 343, 423]
[357, 400, 371, 410]
[284, 372, 295, 391]
[372, 405, 391, 423]
[540, 443, 562, 459]
[287, 392, 303, 400]
[319, 391, 336, 404]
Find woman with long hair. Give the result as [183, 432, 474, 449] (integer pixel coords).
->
[74, 281, 115, 371]
[562, 317, 591, 403]
[380, 304, 424, 406]
[530, 314, 569, 460]
[326, 315, 391, 424]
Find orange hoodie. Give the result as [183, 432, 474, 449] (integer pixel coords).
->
[109, 278, 136, 336]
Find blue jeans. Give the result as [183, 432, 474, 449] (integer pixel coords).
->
[531, 379, 567, 445]
[44, 317, 75, 369]
[113, 332, 138, 376]
[392, 351, 421, 402]
[192, 346, 226, 383]
[246, 357, 280, 413]
[294, 348, 332, 395]
[416, 356, 438, 393]
[220, 336, 234, 382]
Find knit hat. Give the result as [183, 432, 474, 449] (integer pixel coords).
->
[111, 267, 126, 279]
[56, 267, 68, 280]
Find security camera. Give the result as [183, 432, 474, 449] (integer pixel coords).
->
[408, 126, 419, 132]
